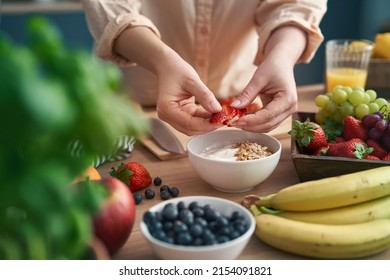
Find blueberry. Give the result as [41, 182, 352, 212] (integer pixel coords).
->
[189, 201, 199, 210]
[234, 222, 249, 235]
[145, 188, 155, 199]
[229, 230, 241, 240]
[143, 211, 156, 225]
[204, 207, 220, 221]
[147, 221, 163, 234]
[189, 223, 204, 237]
[169, 186, 180, 197]
[173, 220, 188, 233]
[166, 230, 176, 239]
[152, 230, 166, 241]
[177, 201, 186, 211]
[217, 226, 231, 236]
[160, 185, 170, 193]
[162, 221, 174, 231]
[202, 228, 216, 244]
[160, 190, 171, 200]
[193, 237, 204, 246]
[176, 232, 193, 245]
[179, 208, 194, 225]
[133, 193, 143, 205]
[154, 211, 163, 222]
[216, 216, 229, 227]
[162, 203, 178, 221]
[216, 235, 230, 244]
[194, 217, 208, 227]
[153, 177, 162, 186]
[230, 211, 244, 221]
[192, 207, 204, 217]
[208, 220, 218, 232]
[164, 236, 175, 244]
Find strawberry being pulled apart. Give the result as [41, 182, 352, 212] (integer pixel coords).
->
[210, 98, 247, 126]
[109, 162, 152, 192]
[289, 118, 328, 154]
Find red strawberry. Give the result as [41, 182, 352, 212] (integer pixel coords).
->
[383, 153, 390, 161]
[334, 136, 346, 143]
[366, 139, 387, 159]
[289, 118, 328, 153]
[363, 154, 380, 160]
[327, 138, 371, 159]
[210, 104, 246, 126]
[109, 162, 152, 192]
[312, 146, 329, 156]
[343, 115, 368, 141]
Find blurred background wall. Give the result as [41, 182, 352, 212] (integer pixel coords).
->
[1, 0, 390, 86]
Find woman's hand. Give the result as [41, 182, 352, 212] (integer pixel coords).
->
[154, 50, 222, 135]
[114, 26, 221, 136]
[231, 25, 307, 133]
[232, 53, 298, 132]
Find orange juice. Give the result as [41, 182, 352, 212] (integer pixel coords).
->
[326, 67, 368, 92]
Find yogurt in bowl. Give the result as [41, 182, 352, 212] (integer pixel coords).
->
[187, 128, 282, 193]
[200, 141, 273, 162]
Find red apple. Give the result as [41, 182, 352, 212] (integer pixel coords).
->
[93, 177, 136, 254]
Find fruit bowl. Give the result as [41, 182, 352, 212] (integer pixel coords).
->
[140, 196, 256, 260]
[291, 112, 390, 182]
[186, 128, 282, 193]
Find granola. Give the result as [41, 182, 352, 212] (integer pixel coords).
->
[234, 141, 273, 161]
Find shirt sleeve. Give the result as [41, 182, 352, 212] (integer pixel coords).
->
[254, 0, 327, 65]
[81, 0, 161, 66]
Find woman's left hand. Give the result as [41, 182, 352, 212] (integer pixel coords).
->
[230, 25, 307, 133]
[232, 54, 298, 132]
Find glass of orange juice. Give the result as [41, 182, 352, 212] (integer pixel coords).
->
[325, 39, 373, 92]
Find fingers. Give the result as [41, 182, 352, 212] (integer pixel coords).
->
[230, 73, 267, 109]
[189, 83, 222, 113]
[157, 102, 221, 136]
[235, 109, 284, 132]
[235, 96, 297, 133]
[162, 113, 221, 136]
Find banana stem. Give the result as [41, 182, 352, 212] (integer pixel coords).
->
[249, 204, 262, 217]
[259, 206, 283, 215]
[255, 194, 275, 207]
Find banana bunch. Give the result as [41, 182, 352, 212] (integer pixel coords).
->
[242, 166, 390, 259]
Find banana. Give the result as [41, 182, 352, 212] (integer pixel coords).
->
[259, 194, 390, 225]
[247, 166, 390, 211]
[254, 213, 390, 259]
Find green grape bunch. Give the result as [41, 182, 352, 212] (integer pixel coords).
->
[314, 85, 390, 124]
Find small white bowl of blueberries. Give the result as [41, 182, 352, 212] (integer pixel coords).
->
[140, 196, 256, 260]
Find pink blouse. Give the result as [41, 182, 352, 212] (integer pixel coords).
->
[82, 0, 327, 106]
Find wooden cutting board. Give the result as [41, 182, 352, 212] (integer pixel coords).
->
[139, 107, 292, 160]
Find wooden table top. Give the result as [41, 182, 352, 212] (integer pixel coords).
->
[97, 84, 390, 260]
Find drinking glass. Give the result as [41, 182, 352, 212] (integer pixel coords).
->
[326, 39, 373, 92]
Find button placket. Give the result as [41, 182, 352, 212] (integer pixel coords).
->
[194, 0, 212, 83]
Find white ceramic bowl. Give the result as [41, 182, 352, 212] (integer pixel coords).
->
[186, 128, 282, 193]
[140, 196, 256, 260]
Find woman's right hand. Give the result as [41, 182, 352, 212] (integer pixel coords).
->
[154, 50, 222, 135]
[114, 26, 222, 135]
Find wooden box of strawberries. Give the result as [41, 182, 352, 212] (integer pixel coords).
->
[290, 112, 390, 182]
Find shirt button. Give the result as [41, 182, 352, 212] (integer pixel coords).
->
[200, 27, 208, 35]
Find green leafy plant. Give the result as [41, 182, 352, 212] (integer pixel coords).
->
[0, 17, 147, 259]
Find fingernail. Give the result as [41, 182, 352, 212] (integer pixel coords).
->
[235, 119, 247, 126]
[210, 100, 222, 111]
[230, 99, 241, 107]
